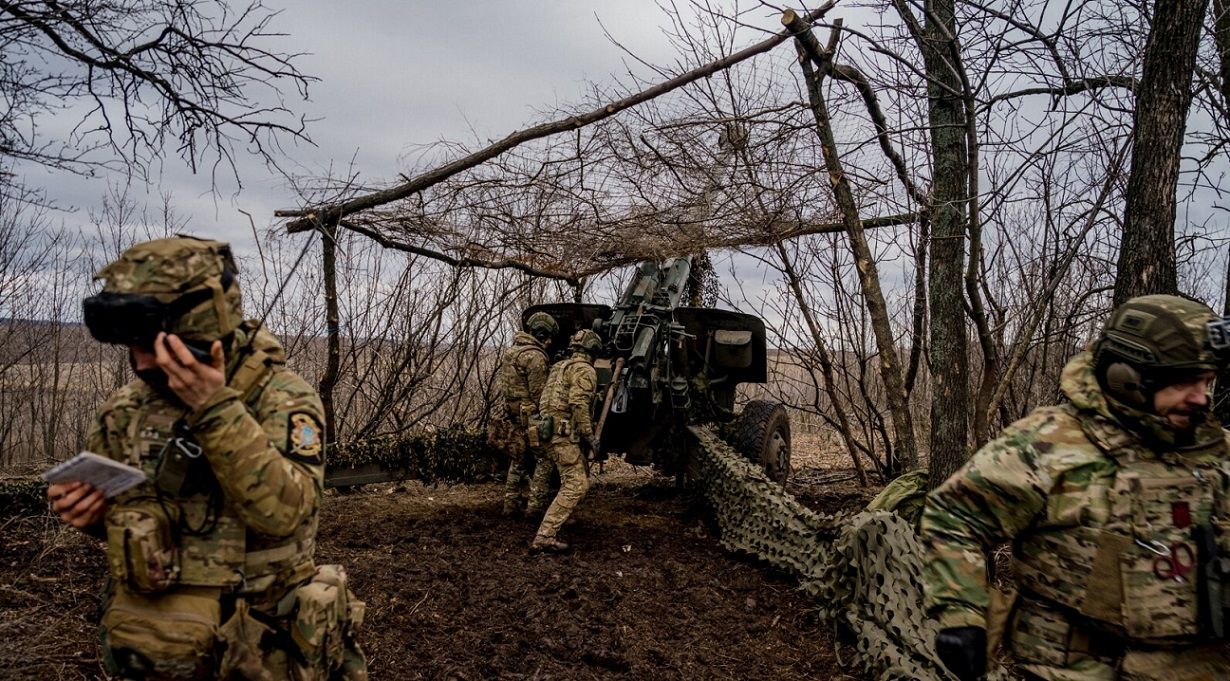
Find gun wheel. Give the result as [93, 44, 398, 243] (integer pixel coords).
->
[730, 400, 791, 485]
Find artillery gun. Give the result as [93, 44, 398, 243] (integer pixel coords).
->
[525, 256, 791, 483]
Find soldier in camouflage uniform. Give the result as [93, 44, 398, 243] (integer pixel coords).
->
[495, 311, 558, 517]
[530, 329, 602, 553]
[47, 237, 366, 680]
[922, 295, 1230, 681]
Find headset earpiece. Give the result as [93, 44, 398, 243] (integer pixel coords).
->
[1104, 361, 1148, 409]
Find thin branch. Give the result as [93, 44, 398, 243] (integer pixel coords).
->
[281, 1, 838, 233]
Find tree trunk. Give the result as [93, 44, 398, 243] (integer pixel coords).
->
[918, 0, 972, 486]
[1113, 0, 1209, 305]
[789, 22, 919, 474]
[319, 223, 341, 444]
[1210, 0, 1230, 425]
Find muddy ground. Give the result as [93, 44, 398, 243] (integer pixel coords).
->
[0, 435, 879, 680]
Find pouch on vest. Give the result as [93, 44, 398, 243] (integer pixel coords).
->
[985, 587, 1019, 660]
[217, 599, 275, 680]
[518, 402, 536, 428]
[487, 413, 518, 455]
[530, 414, 554, 446]
[1008, 596, 1073, 669]
[1119, 476, 1202, 640]
[106, 500, 181, 593]
[153, 433, 214, 497]
[101, 583, 221, 680]
[288, 564, 368, 680]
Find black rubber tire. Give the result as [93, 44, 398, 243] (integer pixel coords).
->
[730, 400, 791, 485]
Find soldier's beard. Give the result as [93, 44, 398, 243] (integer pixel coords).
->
[128, 352, 176, 400]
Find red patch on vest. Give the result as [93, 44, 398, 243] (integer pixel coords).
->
[1172, 501, 1192, 529]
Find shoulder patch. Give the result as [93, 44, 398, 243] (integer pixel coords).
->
[287, 412, 324, 465]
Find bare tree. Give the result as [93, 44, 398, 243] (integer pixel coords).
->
[0, 0, 313, 190]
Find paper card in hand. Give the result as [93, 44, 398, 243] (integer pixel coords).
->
[42, 452, 147, 498]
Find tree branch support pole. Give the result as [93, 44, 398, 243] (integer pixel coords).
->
[320, 221, 341, 444]
[786, 10, 919, 474]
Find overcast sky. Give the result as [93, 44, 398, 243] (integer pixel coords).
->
[28, 1, 703, 254]
[17, 0, 1230, 320]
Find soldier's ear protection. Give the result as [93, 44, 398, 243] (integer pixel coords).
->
[1093, 332, 1155, 410]
[1103, 361, 1149, 409]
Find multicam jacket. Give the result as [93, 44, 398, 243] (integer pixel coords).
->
[539, 353, 597, 442]
[92, 322, 324, 598]
[498, 331, 550, 424]
[922, 351, 1230, 643]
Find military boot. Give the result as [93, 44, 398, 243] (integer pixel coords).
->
[501, 500, 522, 518]
[530, 535, 570, 553]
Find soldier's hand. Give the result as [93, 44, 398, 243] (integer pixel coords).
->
[935, 626, 986, 681]
[48, 481, 106, 528]
[156, 332, 226, 411]
[583, 435, 607, 462]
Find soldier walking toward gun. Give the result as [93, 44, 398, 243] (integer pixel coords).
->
[529, 329, 602, 553]
[923, 295, 1230, 681]
[493, 311, 559, 517]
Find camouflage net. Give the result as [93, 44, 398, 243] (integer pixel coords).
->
[328, 425, 503, 484]
[1, 426, 503, 520]
[689, 426, 956, 681]
[0, 477, 50, 520]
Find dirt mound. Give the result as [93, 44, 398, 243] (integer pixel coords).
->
[0, 463, 868, 679]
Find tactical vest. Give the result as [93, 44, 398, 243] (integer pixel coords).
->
[103, 342, 315, 595]
[1012, 404, 1230, 643]
[540, 355, 587, 419]
[500, 340, 548, 421]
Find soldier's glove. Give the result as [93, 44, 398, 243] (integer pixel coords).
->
[935, 626, 986, 681]
[580, 433, 606, 462]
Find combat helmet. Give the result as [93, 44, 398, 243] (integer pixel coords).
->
[1095, 294, 1230, 408]
[524, 311, 559, 340]
[569, 329, 603, 357]
[84, 236, 242, 348]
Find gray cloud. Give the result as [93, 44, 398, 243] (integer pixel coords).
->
[20, 1, 681, 252]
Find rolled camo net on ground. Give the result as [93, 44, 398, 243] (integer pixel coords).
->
[689, 426, 958, 681]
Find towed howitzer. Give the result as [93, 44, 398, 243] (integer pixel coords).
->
[525, 256, 790, 483]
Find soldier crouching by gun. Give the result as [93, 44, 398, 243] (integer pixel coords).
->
[529, 330, 602, 553]
[922, 295, 1230, 681]
[47, 237, 366, 680]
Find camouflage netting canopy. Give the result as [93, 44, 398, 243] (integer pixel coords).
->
[290, 109, 862, 281]
[278, 8, 920, 283]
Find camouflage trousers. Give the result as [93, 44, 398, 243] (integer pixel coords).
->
[501, 420, 552, 511]
[534, 439, 590, 539]
[505, 445, 553, 512]
[1010, 596, 1230, 681]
